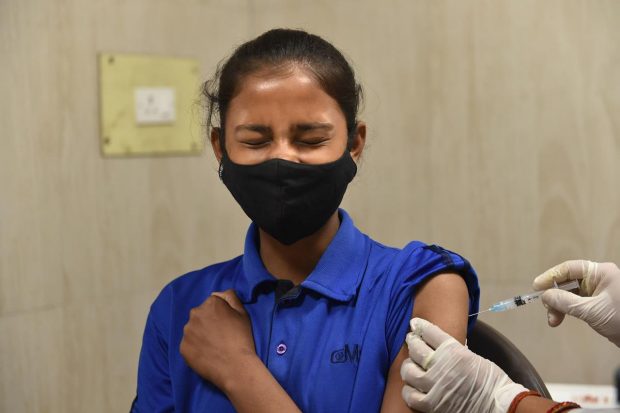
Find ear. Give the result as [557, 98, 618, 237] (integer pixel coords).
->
[349, 121, 366, 162]
[210, 127, 223, 162]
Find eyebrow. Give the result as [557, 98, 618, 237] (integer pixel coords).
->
[234, 124, 271, 134]
[234, 122, 334, 134]
[293, 122, 334, 132]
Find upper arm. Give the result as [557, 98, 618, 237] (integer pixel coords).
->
[410, 272, 469, 343]
[379, 273, 469, 412]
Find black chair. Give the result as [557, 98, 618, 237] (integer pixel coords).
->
[467, 320, 551, 398]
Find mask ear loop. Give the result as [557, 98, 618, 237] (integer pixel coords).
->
[216, 126, 225, 180]
[218, 160, 224, 180]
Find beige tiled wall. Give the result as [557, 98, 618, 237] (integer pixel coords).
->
[2, 0, 619, 410]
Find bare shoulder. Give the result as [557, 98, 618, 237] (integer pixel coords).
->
[413, 273, 469, 343]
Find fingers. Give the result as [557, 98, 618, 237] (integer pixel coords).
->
[546, 307, 565, 327]
[584, 262, 618, 296]
[406, 334, 435, 370]
[402, 384, 430, 412]
[533, 260, 595, 291]
[410, 317, 431, 337]
[400, 358, 422, 382]
[211, 289, 246, 314]
[542, 288, 583, 313]
[400, 358, 434, 393]
[409, 317, 453, 350]
[541, 288, 591, 322]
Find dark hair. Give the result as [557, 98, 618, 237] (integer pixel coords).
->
[203, 28, 363, 149]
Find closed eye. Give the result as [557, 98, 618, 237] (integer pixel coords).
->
[296, 137, 329, 146]
[241, 139, 270, 148]
[293, 123, 333, 147]
[235, 124, 272, 148]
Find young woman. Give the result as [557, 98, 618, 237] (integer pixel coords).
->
[132, 29, 480, 413]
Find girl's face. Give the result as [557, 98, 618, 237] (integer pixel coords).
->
[211, 65, 365, 165]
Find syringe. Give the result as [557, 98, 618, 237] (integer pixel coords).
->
[470, 279, 580, 317]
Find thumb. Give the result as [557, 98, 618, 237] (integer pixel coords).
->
[541, 289, 590, 322]
[211, 289, 246, 315]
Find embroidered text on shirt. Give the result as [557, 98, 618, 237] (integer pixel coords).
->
[330, 344, 361, 364]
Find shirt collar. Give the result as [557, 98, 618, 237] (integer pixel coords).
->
[236, 209, 370, 303]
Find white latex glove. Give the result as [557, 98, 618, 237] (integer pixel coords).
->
[533, 260, 620, 347]
[400, 318, 527, 413]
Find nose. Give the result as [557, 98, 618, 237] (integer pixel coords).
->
[269, 140, 298, 162]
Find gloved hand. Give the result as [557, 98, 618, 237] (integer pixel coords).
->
[400, 318, 527, 413]
[533, 260, 620, 347]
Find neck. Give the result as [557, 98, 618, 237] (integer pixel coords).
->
[258, 211, 341, 285]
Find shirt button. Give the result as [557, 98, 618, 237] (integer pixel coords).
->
[276, 343, 287, 355]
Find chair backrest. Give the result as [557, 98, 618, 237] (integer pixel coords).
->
[467, 320, 551, 398]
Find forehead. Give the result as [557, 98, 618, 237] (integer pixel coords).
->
[226, 66, 345, 124]
[236, 64, 318, 93]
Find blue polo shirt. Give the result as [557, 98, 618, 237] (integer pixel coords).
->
[133, 209, 479, 412]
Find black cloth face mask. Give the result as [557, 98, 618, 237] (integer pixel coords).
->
[220, 150, 357, 245]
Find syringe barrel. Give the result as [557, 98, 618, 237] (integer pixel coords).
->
[518, 291, 542, 304]
[488, 279, 579, 314]
[489, 299, 518, 312]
